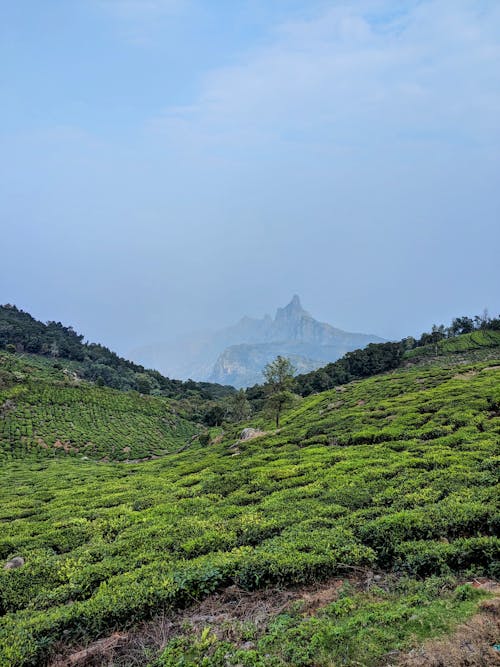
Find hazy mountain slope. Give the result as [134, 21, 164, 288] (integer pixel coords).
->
[1, 350, 499, 666]
[209, 343, 324, 387]
[210, 296, 385, 387]
[132, 296, 384, 387]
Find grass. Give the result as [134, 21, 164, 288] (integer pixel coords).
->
[152, 579, 489, 667]
[0, 353, 499, 665]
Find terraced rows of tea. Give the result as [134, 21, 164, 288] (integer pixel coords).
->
[0, 353, 198, 461]
[406, 329, 500, 360]
[0, 356, 499, 666]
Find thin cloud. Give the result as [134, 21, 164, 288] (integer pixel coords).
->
[149, 1, 500, 157]
[93, 0, 187, 43]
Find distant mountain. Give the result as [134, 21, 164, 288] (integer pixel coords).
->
[131, 296, 384, 388]
[210, 343, 323, 388]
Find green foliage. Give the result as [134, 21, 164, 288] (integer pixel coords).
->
[203, 404, 225, 427]
[0, 355, 499, 665]
[152, 579, 489, 667]
[263, 356, 296, 390]
[293, 328, 500, 397]
[0, 352, 198, 461]
[226, 389, 252, 423]
[263, 356, 296, 427]
[405, 329, 500, 360]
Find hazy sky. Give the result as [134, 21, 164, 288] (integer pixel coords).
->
[1, 0, 499, 356]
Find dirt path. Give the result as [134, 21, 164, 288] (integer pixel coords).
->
[49, 577, 499, 667]
[49, 577, 347, 666]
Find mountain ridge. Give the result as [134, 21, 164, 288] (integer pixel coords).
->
[131, 295, 384, 387]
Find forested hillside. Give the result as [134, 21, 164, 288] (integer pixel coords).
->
[0, 305, 234, 400]
[291, 315, 500, 396]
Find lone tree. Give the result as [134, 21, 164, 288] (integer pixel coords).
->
[228, 389, 252, 423]
[263, 355, 296, 428]
[203, 404, 225, 427]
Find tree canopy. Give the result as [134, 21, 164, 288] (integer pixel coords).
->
[263, 355, 296, 427]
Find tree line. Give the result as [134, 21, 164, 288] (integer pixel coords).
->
[205, 310, 500, 428]
[292, 311, 499, 397]
[0, 304, 234, 401]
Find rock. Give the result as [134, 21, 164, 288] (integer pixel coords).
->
[241, 641, 255, 650]
[0, 399, 16, 417]
[239, 428, 265, 441]
[4, 556, 24, 570]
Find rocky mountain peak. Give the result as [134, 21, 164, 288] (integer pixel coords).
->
[275, 295, 310, 323]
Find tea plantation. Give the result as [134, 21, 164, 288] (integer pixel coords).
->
[405, 329, 500, 360]
[0, 350, 499, 665]
[0, 352, 199, 461]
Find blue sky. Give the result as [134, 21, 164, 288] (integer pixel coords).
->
[1, 0, 499, 355]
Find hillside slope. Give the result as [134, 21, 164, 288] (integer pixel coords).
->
[293, 328, 500, 396]
[0, 352, 199, 462]
[1, 354, 499, 666]
[406, 329, 500, 360]
[0, 304, 234, 400]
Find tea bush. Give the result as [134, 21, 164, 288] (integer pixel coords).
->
[0, 353, 198, 461]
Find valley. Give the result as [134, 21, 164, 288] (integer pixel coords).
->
[0, 311, 499, 666]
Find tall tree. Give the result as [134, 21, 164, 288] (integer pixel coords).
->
[228, 389, 252, 422]
[263, 356, 296, 428]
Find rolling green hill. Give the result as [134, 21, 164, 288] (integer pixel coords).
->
[405, 328, 500, 360]
[1, 350, 499, 666]
[0, 304, 235, 401]
[292, 327, 500, 397]
[0, 351, 199, 462]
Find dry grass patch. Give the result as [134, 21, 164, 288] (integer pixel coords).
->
[394, 583, 500, 667]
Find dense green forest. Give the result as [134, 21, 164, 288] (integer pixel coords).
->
[0, 322, 499, 665]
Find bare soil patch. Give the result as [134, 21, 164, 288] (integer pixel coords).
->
[49, 578, 500, 667]
[452, 370, 479, 380]
[48, 577, 346, 666]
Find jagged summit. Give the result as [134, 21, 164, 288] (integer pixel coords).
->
[275, 295, 310, 323]
[286, 294, 304, 311]
[208, 297, 385, 387]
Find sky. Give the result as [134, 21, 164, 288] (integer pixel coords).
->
[1, 0, 499, 357]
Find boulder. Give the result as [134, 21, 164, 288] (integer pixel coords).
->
[4, 556, 24, 570]
[239, 428, 265, 441]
